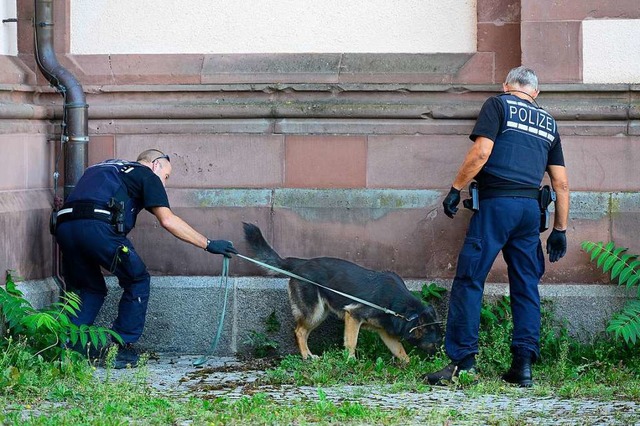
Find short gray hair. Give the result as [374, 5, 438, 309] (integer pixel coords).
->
[505, 66, 538, 91]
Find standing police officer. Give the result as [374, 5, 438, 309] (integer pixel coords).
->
[425, 67, 569, 387]
[55, 149, 238, 368]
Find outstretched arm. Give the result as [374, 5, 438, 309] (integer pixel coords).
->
[149, 206, 237, 257]
[150, 206, 208, 248]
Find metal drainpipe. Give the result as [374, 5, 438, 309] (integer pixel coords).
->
[34, 0, 89, 289]
[34, 0, 88, 200]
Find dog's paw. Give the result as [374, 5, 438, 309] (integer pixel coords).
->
[301, 353, 319, 361]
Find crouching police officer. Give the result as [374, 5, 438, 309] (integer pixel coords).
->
[55, 149, 237, 368]
[425, 67, 570, 387]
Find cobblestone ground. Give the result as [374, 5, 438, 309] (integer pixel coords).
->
[100, 354, 640, 426]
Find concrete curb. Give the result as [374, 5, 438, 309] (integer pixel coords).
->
[15, 277, 636, 356]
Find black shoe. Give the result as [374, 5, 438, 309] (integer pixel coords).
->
[113, 343, 140, 369]
[502, 348, 534, 387]
[425, 362, 477, 385]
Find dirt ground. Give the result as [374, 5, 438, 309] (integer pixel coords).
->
[95, 354, 640, 425]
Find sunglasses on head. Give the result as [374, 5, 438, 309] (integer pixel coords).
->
[152, 154, 170, 163]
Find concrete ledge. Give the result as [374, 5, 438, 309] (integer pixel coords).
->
[14, 277, 636, 356]
[13, 277, 60, 309]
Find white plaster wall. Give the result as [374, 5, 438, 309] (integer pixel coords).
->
[1, 0, 17, 55]
[70, 0, 477, 54]
[582, 19, 640, 84]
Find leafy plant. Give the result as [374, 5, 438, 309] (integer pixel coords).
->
[581, 241, 640, 346]
[419, 282, 447, 303]
[477, 295, 513, 374]
[264, 310, 281, 333]
[0, 270, 122, 360]
[243, 310, 280, 358]
[480, 295, 512, 324]
[243, 330, 279, 358]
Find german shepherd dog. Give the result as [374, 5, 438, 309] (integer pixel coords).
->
[243, 223, 442, 362]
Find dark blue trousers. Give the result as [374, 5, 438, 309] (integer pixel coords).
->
[56, 219, 150, 344]
[445, 196, 545, 363]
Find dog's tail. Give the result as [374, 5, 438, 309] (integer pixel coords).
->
[242, 222, 286, 274]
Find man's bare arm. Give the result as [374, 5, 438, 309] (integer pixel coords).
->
[452, 137, 495, 190]
[547, 165, 569, 230]
[149, 206, 208, 249]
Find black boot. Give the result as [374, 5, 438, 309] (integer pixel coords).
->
[425, 355, 477, 385]
[113, 343, 140, 369]
[502, 347, 534, 387]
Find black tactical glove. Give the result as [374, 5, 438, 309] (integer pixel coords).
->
[443, 187, 461, 218]
[205, 239, 238, 258]
[546, 229, 567, 263]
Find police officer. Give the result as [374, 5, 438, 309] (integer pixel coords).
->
[425, 67, 569, 386]
[55, 149, 238, 368]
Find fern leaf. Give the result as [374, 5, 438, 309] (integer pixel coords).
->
[628, 274, 640, 290]
[584, 241, 604, 260]
[107, 329, 124, 345]
[98, 331, 108, 347]
[603, 255, 619, 274]
[613, 247, 627, 256]
[62, 293, 81, 312]
[580, 240, 594, 251]
[629, 260, 640, 271]
[59, 303, 78, 317]
[57, 313, 70, 327]
[79, 324, 89, 348]
[21, 314, 39, 330]
[605, 242, 615, 252]
[619, 267, 636, 285]
[69, 325, 79, 345]
[611, 261, 626, 281]
[596, 252, 609, 269]
[607, 300, 640, 346]
[89, 328, 99, 347]
[35, 313, 59, 333]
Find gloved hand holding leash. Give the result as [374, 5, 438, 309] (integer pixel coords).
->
[205, 239, 238, 258]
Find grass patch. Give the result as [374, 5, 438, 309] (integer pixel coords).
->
[261, 299, 640, 401]
[2, 298, 640, 424]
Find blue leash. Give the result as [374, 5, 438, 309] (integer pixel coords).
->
[193, 256, 231, 367]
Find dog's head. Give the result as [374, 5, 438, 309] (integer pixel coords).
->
[403, 305, 443, 355]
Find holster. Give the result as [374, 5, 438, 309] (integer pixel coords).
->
[462, 181, 479, 211]
[538, 185, 556, 232]
[108, 197, 126, 234]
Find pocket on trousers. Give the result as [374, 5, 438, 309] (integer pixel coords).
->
[112, 245, 148, 282]
[457, 236, 483, 279]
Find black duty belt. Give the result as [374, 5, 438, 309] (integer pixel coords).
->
[56, 202, 113, 226]
[479, 188, 540, 200]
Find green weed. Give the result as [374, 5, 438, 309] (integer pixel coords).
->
[1, 270, 122, 363]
